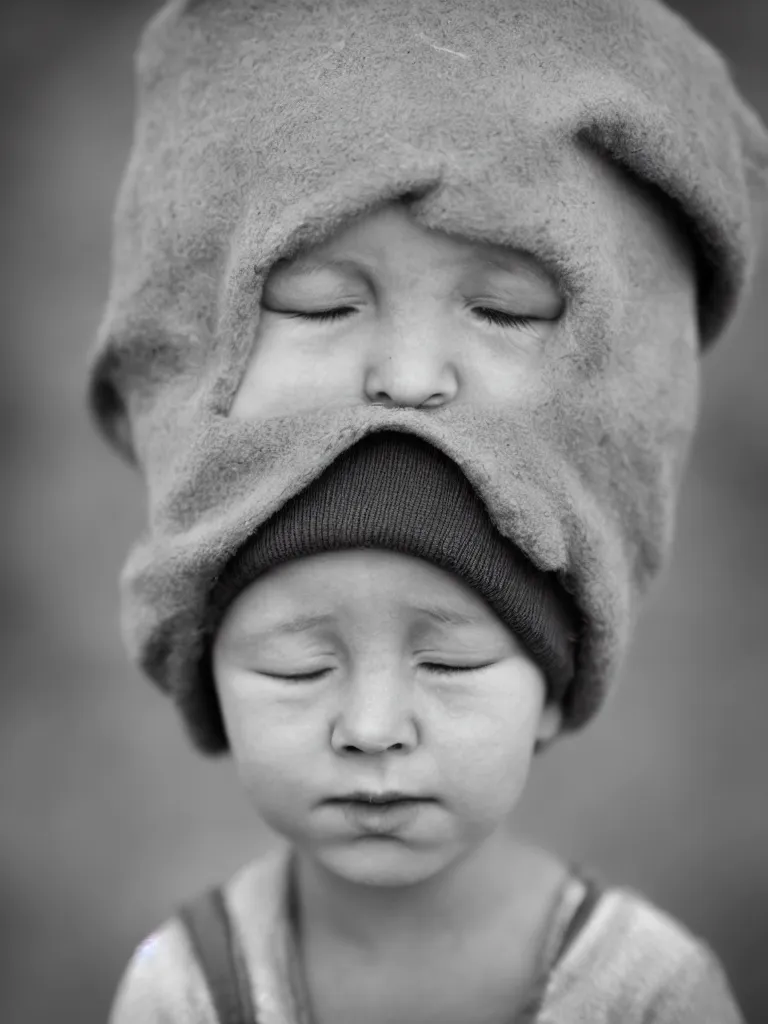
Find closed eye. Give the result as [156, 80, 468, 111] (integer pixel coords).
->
[287, 307, 356, 323]
[420, 662, 495, 675]
[473, 308, 533, 330]
[283, 307, 534, 329]
[263, 668, 332, 682]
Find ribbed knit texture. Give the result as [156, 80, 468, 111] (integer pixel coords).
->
[208, 432, 578, 698]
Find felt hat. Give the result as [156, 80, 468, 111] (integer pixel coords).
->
[87, 0, 768, 753]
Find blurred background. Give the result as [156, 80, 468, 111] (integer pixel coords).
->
[2, 1, 767, 1021]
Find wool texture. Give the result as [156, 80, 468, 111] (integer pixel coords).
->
[204, 431, 580, 739]
[87, 0, 768, 753]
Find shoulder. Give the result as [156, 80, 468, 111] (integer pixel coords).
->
[546, 884, 744, 1024]
[108, 846, 290, 1024]
[107, 917, 217, 1024]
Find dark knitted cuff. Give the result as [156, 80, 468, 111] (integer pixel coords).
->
[206, 431, 579, 702]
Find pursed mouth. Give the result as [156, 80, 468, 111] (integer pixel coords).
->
[326, 791, 433, 805]
[327, 793, 436, 835]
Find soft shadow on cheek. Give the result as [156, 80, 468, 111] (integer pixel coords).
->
[228, 723, 310, 819]
[223, 688, 297, 748]
[440, 692, 540, 817]
[223, 688, 320, 785]
[231, 326, 363, 418]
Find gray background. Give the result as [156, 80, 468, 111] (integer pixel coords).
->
[2, 1, 767, 1021]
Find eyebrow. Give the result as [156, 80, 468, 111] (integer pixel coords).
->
[232, 604, 480, 642]
[231, 612, 336, 642]
[410, 603, 481, 628]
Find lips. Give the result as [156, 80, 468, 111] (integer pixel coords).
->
[324, 792, 435, 834]
[328, 790, 425, 805]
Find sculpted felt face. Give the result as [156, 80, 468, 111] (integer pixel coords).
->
[212, 549, 561, 887]
[232, 202, 566, 419]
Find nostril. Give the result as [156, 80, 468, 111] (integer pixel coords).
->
[420, 391, 449, 408]
[368, 391, 449, 410]
[342, 740, 405, 754]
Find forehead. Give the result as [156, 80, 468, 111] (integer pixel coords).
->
[223, 549, 502, 628]
[271, 202, 562, 289]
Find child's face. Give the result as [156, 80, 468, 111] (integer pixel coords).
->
[212, 549, 561, 887]
[232, 203, 564, 419]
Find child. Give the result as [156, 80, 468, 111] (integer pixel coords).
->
[87, 0, 768, 1020]
[107, 431, 745, 1023]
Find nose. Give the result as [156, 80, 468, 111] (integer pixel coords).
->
[363, 320, 459, 409]
[331, 671, 418, 756]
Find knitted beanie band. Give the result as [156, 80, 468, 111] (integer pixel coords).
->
[207, 431, 579, 700]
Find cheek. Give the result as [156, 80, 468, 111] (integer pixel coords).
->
[231, 325, 363, 418]
[218, 685, 322, 813]
[433, 679, 542, 817]
[473, 354, 546, 407]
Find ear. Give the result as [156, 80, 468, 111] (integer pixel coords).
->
[535, 701, 562, 748]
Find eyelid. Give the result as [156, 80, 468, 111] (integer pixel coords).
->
[291, 307, 356, 322]
[419, 661, 496, 675]
[263, 305, 542, 331]
[261, 667, 332, 682]
[472, 308, 535, 329]
[260, 304, 356, 321]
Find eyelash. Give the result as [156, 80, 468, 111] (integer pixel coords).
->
[421, 662, 494, 675]
[290, 307, 534, 330]
[268, 669, 330, 682]
[268, 663, 493, 682]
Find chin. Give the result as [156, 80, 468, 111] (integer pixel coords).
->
[318, 840, 453, 888]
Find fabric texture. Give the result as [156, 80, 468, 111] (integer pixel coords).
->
[205, 430, 580, 714]
[178, 888, 258, 1024]
[107, 846, 746, 1024]
[87, 0, 768, 753]
[177, 857, 602, 1024]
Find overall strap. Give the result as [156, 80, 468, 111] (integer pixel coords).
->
[179, 886, 258, 1024]
[552, 872, 604, 965]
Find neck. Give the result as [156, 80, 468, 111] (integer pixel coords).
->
[292, 828, 559, 955]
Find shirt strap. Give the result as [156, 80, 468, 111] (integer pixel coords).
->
[549, 869, 604, 967]
[178, 885, 259, 1024]
[496, 869, 605, 1024]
